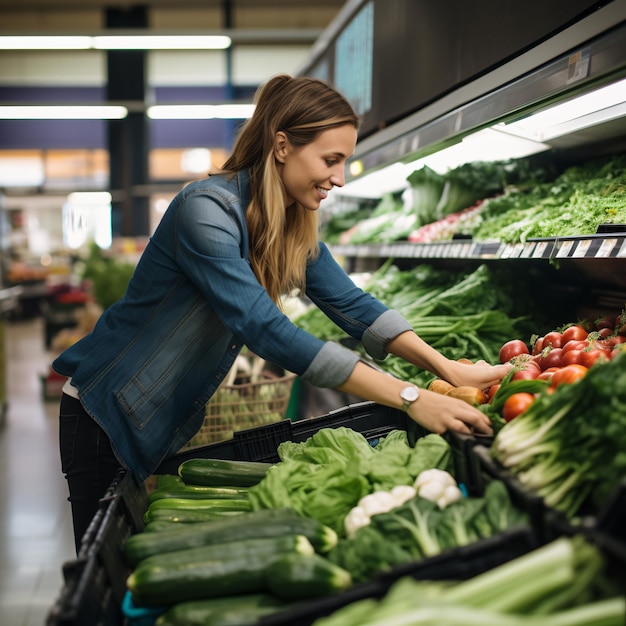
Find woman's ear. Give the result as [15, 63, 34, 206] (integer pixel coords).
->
[273, 131, 289, 163]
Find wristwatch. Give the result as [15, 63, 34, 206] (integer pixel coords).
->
[400, 385, 420, 412]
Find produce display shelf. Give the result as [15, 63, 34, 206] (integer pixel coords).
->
[329, 231, 626, 264]
[46, 402, 626, 626]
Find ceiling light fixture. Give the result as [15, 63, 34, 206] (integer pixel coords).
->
[0, 34, 232, 50]
[147, 104, 255, 119]
[0, 105, 129, 119]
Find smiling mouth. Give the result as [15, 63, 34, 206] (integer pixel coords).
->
[316, 186, 330, 198]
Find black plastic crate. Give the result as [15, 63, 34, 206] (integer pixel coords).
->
[157, 402, 432, 473]
[46, 403, 540, 626]
[469, 444, 548, 541]
[470, 443, 626, 549]
[444, 430, 493, 495]
[46, 471, 148, 626]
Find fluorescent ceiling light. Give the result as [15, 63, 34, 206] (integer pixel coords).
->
[497, 77, 626, 141]
[0, 105, 128, 119]
[147, 104, 255, 119]
[0, 35, 92, 49]
[0, 34, 231, 50]
[92, 35, 231, 50]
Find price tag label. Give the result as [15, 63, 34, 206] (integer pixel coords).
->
[572, 239, 592, 257]
[532, 241, 549, 258]
[556, 240, 575, 258]
[596, 239, 617, 258]
[566, 49, 590, 85]
[500, 245, 513, 259]
[446, 243, 458, 257]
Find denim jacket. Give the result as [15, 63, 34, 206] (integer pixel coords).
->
[52, 170, 412, 480]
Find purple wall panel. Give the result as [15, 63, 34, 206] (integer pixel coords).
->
[0, 85, 257, 150]
[0, 119, 107, 149]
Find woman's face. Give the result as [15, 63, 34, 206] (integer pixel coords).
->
[275, 123, 358, 211]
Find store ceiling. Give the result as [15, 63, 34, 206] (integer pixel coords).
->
[0, 0, 348, 37]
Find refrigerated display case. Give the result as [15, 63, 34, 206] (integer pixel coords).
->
[299, 0, 626, 322]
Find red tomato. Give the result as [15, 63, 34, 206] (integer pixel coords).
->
[537, 370, 556, 381]
[550, 364, 588, 388]
[561, 325, 588, 344]
[595, 315, 615, 331]
[596, 327, 613, 339]
[561, 340, 589, 354]
[487, 384, 500, 403]
[542, 331, 563, 349]
[561, 349, 585, 366]
[538, 347, 564, 370]
[532, 337, 544, 356]
[502, 392, 535, 422]
[580, 349, 609, 368]
[499, 339, 530, 364]
[512, 367, 540, 381]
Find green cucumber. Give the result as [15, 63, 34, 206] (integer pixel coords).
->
[146, 497, 251, 515]
[144, 506, 246, 525]
[266, 552, 353, 601]
[128, 534, 313, 605]
[147, 484, 249, 505]
[179, 458, 272, 487]
[155, 594, 285, 626]
[155, 473, 183, 489]
[124, 508, 337, 567]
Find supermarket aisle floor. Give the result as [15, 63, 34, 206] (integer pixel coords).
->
[0, 317, 75, 626]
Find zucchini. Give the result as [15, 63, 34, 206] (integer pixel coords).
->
[146, 497, 252, 515]
[155, 594, 285, 626]
[155, 473, 183, 489]
[128, 535, 313, 605]
[266, 552, 353, 601]
[147, 484, 250, 505]
[124, 508, 337, 567]
[179, 458, 272, 487]
[144, 506, 246, 525]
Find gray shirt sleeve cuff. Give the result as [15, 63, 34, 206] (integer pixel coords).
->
[300, 341, 361, 388]
[362, 309, 413, 360]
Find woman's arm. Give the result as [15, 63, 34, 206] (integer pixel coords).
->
[336, 330, 511, 435]
[386, 329, 511, 390]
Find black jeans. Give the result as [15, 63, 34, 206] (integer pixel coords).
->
[59, 393, 123, 554]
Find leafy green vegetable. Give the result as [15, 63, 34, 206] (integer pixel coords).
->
[314, 535, 624, 626]
[77, 241, 135, 310]
[248, 428, 453, 536]
[296, 263, 535, 387]
[329, 480, 528, 582]
[467, 153, 626, 242]
[491, 351, 626, 517]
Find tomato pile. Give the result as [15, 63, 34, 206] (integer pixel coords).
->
[491, 311, 626, 422]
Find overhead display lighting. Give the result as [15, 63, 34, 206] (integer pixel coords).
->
[340, 79, 626, 198]
[147, 104, 255, 119]
[498, 77, 626, 141]
[0, 105, 129, 119]
[0, 34, 232, 50]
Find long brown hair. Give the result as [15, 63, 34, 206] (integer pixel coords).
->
[220, 74, 360, 306]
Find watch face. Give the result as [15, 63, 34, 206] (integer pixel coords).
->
[401, 386, 419, 402]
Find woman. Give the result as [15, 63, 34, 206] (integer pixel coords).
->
[54, 74, 510, 552]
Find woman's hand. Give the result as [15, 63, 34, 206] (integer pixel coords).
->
[406, 388, 493, 436]
[441, 358, 512, 391]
